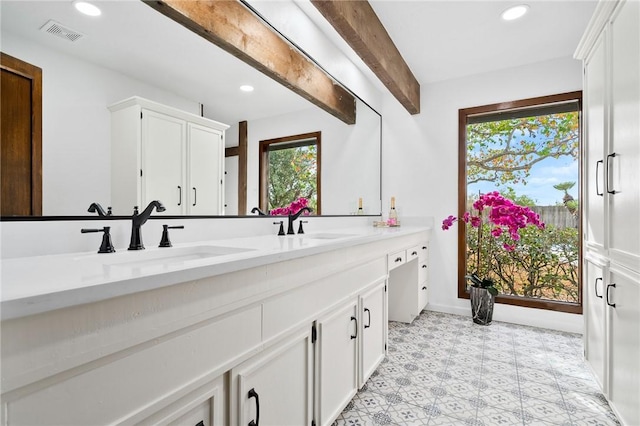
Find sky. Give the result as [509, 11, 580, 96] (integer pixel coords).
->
[468, 155, 579, 206]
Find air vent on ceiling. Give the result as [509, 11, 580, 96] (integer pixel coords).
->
[40, 20, 84, 43]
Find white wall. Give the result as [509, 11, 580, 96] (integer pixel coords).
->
[381, 56, 584, 333]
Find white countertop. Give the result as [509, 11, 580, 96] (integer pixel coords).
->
[1, 226, 429, 320]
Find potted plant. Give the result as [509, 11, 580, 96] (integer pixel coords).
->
[442, 191, 544, 325]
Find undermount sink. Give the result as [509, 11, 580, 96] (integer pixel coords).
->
[77, 245, 252, 269]
[297, 233, 356, 240]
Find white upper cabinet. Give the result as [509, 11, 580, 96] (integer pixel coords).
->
[577, 1, 640, 424]
[583, 30, 607, 253]
[109, 97, 228, 216]
[608, 0, 640, 265]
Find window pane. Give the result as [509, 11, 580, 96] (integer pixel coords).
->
[465, 109, 580, 304]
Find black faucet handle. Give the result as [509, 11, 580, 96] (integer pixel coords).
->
[107, 206, 113, 216]
[81, 226, 116, 253]
[298, 220, 308, 234]
[273, 221, 285, 236]
[133, 206, 139, 215]
[159, 224, 184, 247]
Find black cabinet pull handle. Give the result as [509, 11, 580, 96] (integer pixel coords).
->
[422, 265, 427, 269]
[606, 283, 616, 308]
[248, 388, 260, 426]
[395, 257, 402, 262]
[422, 246, 427, 250]
[411, 251, 418, 256]
[364, 308, 371, 329]
[350, 316, 358, 339]
[594, 277, 603, 299]
[595, 160, 604, 196]
[606, 153, 617, 194]
[177, 185, 182, 206]
[422, 286, 427, 290]
[192, 187, 197, 206]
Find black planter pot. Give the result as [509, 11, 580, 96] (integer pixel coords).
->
[470, 286, 494, 325]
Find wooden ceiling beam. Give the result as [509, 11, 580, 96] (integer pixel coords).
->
[144, 0, 356, 124]
[311, 0, 420, 115]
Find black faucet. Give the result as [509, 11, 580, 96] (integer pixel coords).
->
[251, 207, 267, 216]
[128, 201, 166, 250]
[287, 207, 312, 235]
[88, 202, 111, 216]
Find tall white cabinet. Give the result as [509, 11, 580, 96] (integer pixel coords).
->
[576, 1, 640, 424]
[109, 97, 229, 215]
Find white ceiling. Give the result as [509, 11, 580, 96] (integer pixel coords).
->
[367, 0, 598, 85]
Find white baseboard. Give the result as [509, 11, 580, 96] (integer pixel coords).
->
[424, 302, 583, 335]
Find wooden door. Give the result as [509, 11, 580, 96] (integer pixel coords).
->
[0, 53, 42, 216]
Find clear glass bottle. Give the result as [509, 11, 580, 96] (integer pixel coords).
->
[357, 197, 364, 215]
[388, 196, 398, 225]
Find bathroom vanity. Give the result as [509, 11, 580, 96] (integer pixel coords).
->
[0, 225, 430, 425]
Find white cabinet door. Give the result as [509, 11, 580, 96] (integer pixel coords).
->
[359, 282, 386, 389]
[608, 0, 640, 267]
[584, 255, 607, 393]
[583, 30, 607, 252]
[141, 109, 185, 214]
[187, 123, 224, 215]
[232, 328, 313, 426]
[607, 264, 640, 426]
[315, 300, 358, 426]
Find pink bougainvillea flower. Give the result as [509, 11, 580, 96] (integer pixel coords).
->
[491, 227, 503, 237]
[470, 216, 481, 228]
[503, 243, 516, 252]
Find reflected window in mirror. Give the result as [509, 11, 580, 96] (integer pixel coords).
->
[259, 132, 321, 215]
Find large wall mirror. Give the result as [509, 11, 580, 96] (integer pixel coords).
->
[0, 0, 381, 218]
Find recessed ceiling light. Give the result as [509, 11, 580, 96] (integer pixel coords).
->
[501, 4, 529, 21]
[240, 85, 254, 92]
[73, 0, 102, 17]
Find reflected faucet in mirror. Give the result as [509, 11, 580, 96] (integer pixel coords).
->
[88, 203, 112, 217]
[128, 201, 166, 251]
[251, 207, 267, 216]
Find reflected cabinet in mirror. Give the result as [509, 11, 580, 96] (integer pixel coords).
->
[0, 0, 381, 218]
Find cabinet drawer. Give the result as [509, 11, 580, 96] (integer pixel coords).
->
[388, 250, 406, 271]
[419, 261, 428, 284]
[419, 243, 429, 261]
[407, 245, 421, 262]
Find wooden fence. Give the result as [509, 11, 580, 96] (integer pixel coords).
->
[531, 206, 577, 229]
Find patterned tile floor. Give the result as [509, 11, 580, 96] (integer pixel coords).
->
[333, 311, 619, 426]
